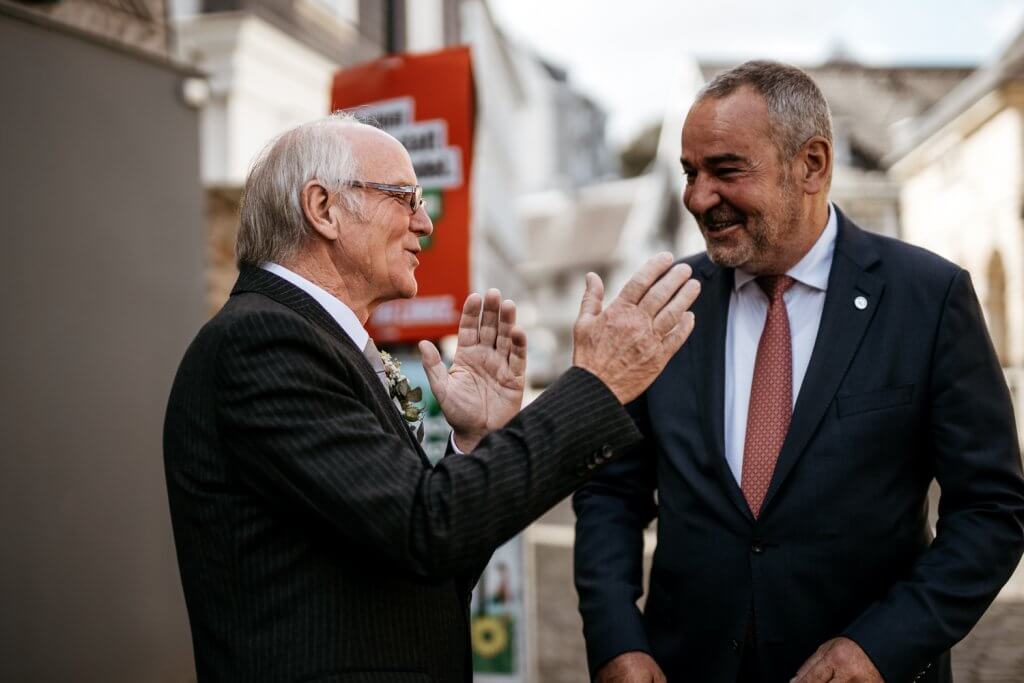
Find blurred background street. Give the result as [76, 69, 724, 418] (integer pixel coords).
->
[3, 0, 1024, 680]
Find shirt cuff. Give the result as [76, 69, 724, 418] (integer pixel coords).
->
[449, 431, 465, 454]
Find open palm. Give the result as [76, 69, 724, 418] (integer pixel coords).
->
[420, 289, 527, 452]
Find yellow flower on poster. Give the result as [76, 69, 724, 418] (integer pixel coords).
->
[472, 615, 509, 659]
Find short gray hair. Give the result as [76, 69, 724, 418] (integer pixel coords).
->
[236, 112, 365, 268]
[696, 60, 833, 159]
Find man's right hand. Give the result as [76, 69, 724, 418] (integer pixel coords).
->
[596, 651, 668, 683]
[573, 252, 700, 404]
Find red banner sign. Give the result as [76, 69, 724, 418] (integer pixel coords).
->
[331, 46, 474, 343]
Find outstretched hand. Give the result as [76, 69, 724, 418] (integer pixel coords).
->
[419, 289, 527, 452]
[572, 252, 701, 405]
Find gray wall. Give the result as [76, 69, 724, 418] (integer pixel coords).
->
[1, 7, 204, 680]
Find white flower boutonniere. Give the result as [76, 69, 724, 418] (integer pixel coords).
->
[379, 350, 424, 425]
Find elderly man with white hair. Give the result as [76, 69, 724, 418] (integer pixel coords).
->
[163, 113, 702, 682]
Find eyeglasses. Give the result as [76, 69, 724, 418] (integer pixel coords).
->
[346, 181, 424, 215]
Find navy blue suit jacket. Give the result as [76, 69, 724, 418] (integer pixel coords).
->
[574, 210, 1024, 683]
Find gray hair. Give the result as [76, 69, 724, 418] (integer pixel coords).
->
[696, 60, 833, 160]
[236, 112, 365, 268]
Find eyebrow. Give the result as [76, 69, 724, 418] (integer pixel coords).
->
[680, 153, 750, 168]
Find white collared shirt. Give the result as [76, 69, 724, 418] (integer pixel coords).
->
[260, 262, 369, 351]
[723, 204, 837, 484]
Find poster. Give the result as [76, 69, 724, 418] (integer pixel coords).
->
[471, 537, 526, 680]
[331, 46, 474, 344]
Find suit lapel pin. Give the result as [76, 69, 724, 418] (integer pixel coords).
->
[854, 295, 868, 310]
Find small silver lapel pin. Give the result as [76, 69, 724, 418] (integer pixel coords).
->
[854, 295, 868, 310]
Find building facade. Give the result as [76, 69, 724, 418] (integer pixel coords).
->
[890, 28, 1024, 438]
[2, 0, 204, 679]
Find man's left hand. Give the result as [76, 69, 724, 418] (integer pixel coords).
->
[420, 289, 527, 452]
[791, 637, 884, 683]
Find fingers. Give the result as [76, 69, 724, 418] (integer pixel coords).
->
[652, 276, 702, 338]
[458, 292, 483, 347]
[578, 272, 605, 318]
[792, 659, 834, 683]
[478, 289, 502, 347]
[658, 312, 696, 355]
[792, 643, 830, 683]
[791, 638, 879, 683]
[639, 262, 693, 317]
[507, 326, 527, 378]
[596, 651, 665, 683]
[418, 340, 447, 399]
[616, 252, 674, 305]
[496, 298, 516, 357]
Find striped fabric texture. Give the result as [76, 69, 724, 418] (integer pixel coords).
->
[163, 267, 641, 682]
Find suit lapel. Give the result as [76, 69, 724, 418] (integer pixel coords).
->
[760, 213, 884, 514]
[232, 267, 432, 466]
[695, 260, 753, 520]
[344, 344, 433, 465]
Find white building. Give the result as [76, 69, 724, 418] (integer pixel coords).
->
[888, 27, 1024, 437]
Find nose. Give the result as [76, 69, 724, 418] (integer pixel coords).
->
[684, 174, 721, 216]
[410, 204, 433, 236]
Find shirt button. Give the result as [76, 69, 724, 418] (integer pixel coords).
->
[731, 639, 741, 653]
[751, 542, 765, 555]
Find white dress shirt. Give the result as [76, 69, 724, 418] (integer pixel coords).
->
[723, 204, 837, 484]
[261, 262, 369, 351]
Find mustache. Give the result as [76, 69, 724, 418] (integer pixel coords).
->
[699, 205, 745, 226]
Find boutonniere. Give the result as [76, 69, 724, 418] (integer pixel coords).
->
[379, 350, 424, 424]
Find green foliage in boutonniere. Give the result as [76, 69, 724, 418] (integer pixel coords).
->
[379, 350, 424, 423]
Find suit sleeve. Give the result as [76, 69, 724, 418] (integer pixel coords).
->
[573, 392, 659, 676]
[842, 269, 1024, 682]
[215, 310, 641, 581]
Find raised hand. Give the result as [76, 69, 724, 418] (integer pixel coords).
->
[572, 252, 701, 404]
[419, 289, 527, 452]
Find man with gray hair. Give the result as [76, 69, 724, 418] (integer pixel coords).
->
[164, 114, 701, 681]
[574, 60, 1024, 683]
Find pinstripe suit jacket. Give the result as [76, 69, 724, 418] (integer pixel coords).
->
[164, 267, 641, 682]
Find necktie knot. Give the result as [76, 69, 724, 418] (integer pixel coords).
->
[757, 275, 795, 302]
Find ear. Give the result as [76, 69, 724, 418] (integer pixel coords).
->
[795, 136, 832, 195]
[299, 179, 339, 241]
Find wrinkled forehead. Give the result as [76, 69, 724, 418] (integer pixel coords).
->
[347, 124, 417, 184]
[681, 90, 774, 162]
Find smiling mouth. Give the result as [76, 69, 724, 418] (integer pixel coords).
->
[704, 221, 743, 236]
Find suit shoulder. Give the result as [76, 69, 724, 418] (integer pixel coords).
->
[205, 291, 312, 337]
[857, 228, 963, 290]
[182, 293, 329, 369]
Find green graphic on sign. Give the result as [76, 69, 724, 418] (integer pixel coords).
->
[472, 614, 516, 674]
[418, 190, 444, 251]
[425, 189, 443, 221]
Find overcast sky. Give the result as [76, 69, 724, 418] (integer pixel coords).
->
[489, 0, 1024, 146]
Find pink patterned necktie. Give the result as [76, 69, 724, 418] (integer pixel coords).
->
[741, 275, 796, 518]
